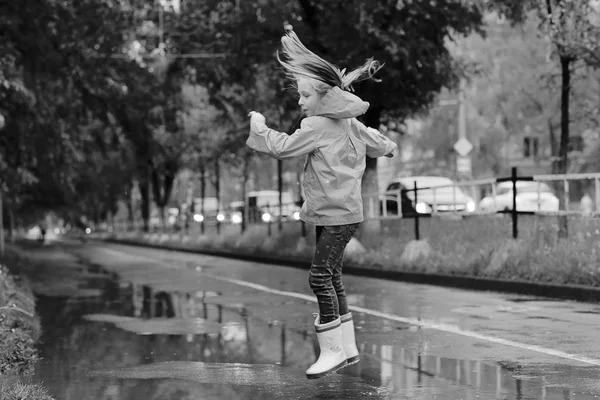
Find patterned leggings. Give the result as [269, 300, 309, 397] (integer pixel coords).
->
[309, 223, 360, 324]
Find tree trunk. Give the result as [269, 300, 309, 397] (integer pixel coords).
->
[358, 108, 383, 238]
[549, 118, 558, 174]
[151, 168, 176, 210]
[215, 157, 221, 234]
[200, 164, 206, 234]
[0, 190, 4, 257]
[277, 159, 283, 232]
[140, 179, 150, 232]
[8, 205, 14, 244]
[557, 55, 572, 239]
[127, 196, 134, 230]
[151, 166, 176, 230]
[241, 154, 250, 232]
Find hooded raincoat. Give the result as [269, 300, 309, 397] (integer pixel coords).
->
[246, 86, 397, 226]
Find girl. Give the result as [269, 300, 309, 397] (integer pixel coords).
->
[246, 30, 397, 379]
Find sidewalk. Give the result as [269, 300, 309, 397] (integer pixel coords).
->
[3, 240, 108, 298]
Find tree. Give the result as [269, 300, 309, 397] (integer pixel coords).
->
[0, 0, 154, 232]
[488, 0, 600, 237]
[168, 0, 486, 233]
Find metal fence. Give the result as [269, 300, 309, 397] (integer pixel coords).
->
[111, 168, 600, 241]
[362, 167, 600, 240]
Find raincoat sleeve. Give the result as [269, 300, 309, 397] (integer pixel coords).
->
[246, 117, 321, 160]
[353, 119, 398, 158]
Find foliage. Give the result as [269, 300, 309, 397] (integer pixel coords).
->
[0, 381, 54, 400]
[0, 0, 142, 223]
[487, 0, 600, 170]
[0, 0, 513, 228]
[0, 265, 39, 376]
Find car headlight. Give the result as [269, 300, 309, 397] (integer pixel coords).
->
[231, 214, 242, 224]
[261, 213, 272, 223]
[217, 213, 225, 222]
[85, 228, 91, 234]
[415, 202, 431, 214]
[466, 198, 476, 212]
[193, 214, 204, 222]
[293, 211, 300, 221]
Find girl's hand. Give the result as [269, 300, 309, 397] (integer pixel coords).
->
[248, 111, 266, 125]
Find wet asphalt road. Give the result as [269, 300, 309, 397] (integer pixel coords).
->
[29, 241, 600, 399]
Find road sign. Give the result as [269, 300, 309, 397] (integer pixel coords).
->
[454, 138, 473, 157]
[456, 155, 472, 175]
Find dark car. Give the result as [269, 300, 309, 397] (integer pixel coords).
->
[380, 176, 476, 217]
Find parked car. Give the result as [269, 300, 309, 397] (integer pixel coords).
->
[192, 197, 225, 225]
[246, 190, 301, 223]
[478, 181, 559, 213]
[380, 176, 476, 217]
[227, 201, 245, 224]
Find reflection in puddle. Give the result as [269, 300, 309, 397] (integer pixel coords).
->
[30, 274, 597, 400]
[82, 314, 223, 335]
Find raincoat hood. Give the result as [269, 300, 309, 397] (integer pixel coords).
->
[314, 86, 370, 119]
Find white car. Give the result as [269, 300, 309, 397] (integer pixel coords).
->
[478, 181, 559, 213]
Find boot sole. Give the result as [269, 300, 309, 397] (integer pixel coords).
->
[337, 355, 359, 371]
[306, 359, 348, 380]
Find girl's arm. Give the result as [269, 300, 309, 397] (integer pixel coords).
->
[246, 115, 321, 160]
[352, 119, 397, 158]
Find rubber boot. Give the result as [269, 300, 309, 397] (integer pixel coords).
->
[306, 314, 347, 379]
[340, 312, 360, 366]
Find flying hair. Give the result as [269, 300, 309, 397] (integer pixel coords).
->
[276, 30, 383, 92]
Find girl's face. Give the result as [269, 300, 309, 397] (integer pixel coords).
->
[297, 78, 324, 117]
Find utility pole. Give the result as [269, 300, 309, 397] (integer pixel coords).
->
[0, 111, 5, 257]
[0, 190, 4, 257]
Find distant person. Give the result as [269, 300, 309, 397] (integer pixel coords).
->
[39, 223, 46, 244]
[75, 216, 88, 243]
[246, 29, 397, 379]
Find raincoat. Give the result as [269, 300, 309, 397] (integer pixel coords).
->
[246, 86, 397, 226]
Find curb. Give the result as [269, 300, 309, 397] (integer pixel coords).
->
[104, 238, 600, 304]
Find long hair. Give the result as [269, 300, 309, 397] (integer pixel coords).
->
[276, 30, 382, 92]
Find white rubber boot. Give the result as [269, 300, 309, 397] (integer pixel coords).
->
[340, 312, 360, 366]
[306, 315, 347, 379]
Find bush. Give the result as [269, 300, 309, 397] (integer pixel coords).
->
[0, 259, 54, 400]
[0, 381, 54, 400]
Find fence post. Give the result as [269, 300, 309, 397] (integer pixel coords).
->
[511, 167, 518, 239]
[267, 203, 272, 237]
[414, 180, 420, 241]
[241, 204, 247, 233]
[595, 178, 600, 213]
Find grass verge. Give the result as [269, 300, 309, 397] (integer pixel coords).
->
[0, 381, 54, 400]
[1, 248, 55, 400]
[107, 213, 600, 288]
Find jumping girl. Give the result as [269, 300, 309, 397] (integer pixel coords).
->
[246, 30, 397, 379]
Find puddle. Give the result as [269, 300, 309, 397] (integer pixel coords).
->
[507, 297, 557, 303]
[27, 262, 600, 399]
[82, 314, 223, 335]
[574, 310, 600, 315]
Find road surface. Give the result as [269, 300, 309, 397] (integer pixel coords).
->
[30, 241, 600, 399]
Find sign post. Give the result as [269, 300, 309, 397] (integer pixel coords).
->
[454, 138, 473, 178]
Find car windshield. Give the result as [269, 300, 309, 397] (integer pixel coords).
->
[496, 182, 553, 195]
[388, 177, 466, 198]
